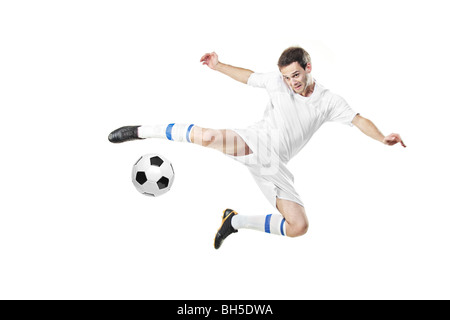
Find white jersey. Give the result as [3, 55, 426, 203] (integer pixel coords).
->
[231, 71, 358, 208]
[247, 72, 358, 163]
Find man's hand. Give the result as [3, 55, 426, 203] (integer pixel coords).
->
[200, 52, 219, 70]
[200, 51, 254, 84]
[352, 115, 406, 148]
[383, 133, 406, 147]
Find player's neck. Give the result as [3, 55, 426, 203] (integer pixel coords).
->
[301, 81, 315, 97]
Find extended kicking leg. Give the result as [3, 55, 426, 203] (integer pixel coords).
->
[108, 124, 195, 144]
[108, 124, 251, 156]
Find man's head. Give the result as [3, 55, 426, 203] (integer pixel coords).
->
[278, 46, 313, 96]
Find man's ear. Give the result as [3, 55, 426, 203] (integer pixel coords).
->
[305, 62, 312, 73]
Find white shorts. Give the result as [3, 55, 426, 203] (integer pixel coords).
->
[228, 125, 304, 208]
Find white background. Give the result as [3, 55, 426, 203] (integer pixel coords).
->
[1, 0, 449, 299]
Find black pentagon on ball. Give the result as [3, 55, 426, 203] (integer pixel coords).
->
[157, 176, 169, 189]
[135, 171, 147, 185]
[150, 156, 164, 167]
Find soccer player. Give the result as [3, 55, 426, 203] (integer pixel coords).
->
[108, 47, 406, 249]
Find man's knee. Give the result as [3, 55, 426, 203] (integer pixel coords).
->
[277, 199, 308, 237]
[287, 219, 309, 237]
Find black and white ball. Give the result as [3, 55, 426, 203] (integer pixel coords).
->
[131, 154, 175, 197]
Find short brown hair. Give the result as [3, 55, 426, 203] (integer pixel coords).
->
[278, 46, 311, 70]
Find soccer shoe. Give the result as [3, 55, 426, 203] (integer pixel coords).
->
[108, 126, 143, 143]
[214, 209, 238, 249]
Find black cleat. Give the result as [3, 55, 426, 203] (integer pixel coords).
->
[108, 126, 143, 143]
[214, 209, 238, 249]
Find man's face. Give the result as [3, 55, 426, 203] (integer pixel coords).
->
[280, 62, 312, 95]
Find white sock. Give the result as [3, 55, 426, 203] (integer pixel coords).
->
[138, 123, 194, 143]
[137, 125, 166, 139]
[231, 214, 286, 236]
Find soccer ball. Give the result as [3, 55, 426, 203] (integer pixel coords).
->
[131, 154, 175, 197]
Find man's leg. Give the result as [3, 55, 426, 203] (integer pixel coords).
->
[275, 198, 309, 237]
[108, 124, 309, 247]
[228, 198, 308, 237]
[214, 198, 308, 249]
[190, 126, 252, 156]
[108, 124, 252, 156]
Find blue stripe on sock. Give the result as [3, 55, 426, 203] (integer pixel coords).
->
[280, 218, 286, 236]
[166, 123, 175, 141]
[264, 214, 272, 233]
[186, 124, 194, 143]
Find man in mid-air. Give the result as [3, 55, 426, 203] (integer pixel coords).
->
[109, 46, 406, 249]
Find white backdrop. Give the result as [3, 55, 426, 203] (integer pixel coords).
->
[1, 0, 449, 299]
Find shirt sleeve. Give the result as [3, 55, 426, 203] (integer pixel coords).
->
[247, 72, 280, 89]
[326, 94, 359, 126]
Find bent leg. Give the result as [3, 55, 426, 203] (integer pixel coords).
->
[230, 199, 308, 237]
[276, 198, 309, 237]
[190, 126, 252, 156]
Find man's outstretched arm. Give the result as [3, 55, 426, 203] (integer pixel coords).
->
[200, 52, 254, 84]
[352, 114, 406, 147]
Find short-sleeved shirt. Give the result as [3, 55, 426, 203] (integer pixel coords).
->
[230, 71, 358, 208]
[246, 72, 358, 163]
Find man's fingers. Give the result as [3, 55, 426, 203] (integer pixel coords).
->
[384, 133, 406, 147]
[200, 53, 210, 62]
[392, 134, 406, 147]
